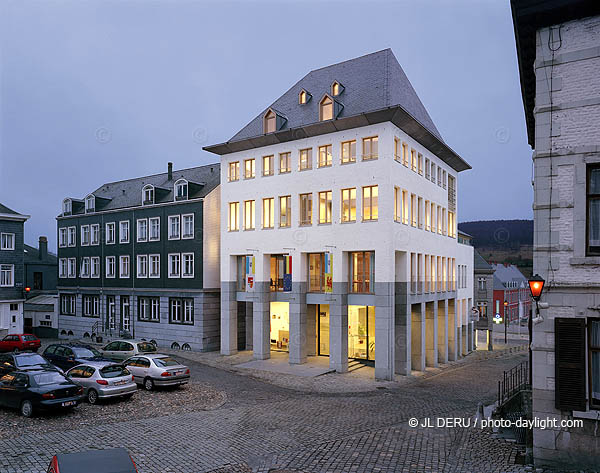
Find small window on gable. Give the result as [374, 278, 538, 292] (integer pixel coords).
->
[143, 185, 154, 205]
[264, 110, 276, 134]
[175, 179, 188, 201]
[331, 81, 344, 96]
[299, 89, 311, 105]
[63, 199, 72, 215]
[85, 195, 95, 213]
[320, 96, 333, 121]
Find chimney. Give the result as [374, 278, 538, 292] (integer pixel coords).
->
[39, 236, 48, 260]
[168, 162, 173, 180]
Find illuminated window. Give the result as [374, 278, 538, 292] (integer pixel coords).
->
[425, 200, 430, 231]
[264, 110, 276, 133]
[316, 145, 331, 168]
[332, 81, 341, 96]
[431, 163, 436, 184]
[279, 196, 291, 227]
[425, 158, 430, 179]
[418, 197, 423, 228]
[418, 154, 423, 175]
[362, 185, 378, 221]
[318, 191, 332, 224]
[341, 188, 356, 223]
[350, 251, 374, 293]
[320, 96, 333, 121]
[394, 138, 401, 162]
[244, 200, 255, 230]
[394, 187, 402, 222]
[341, 140, 356, 164]
[262, 155, 274, 176]
[362, 136, 378, 160]
[299, 148, 312, 170]
[402, 143, 409, 167]
[299, 193, 312, 225]
[411, 149, 417, 172]
[411, 194, 417, 227]
[263, 198, 274, 229]
[402, 190, 409, 225]
[279, 152, 291, 173]
[228, 202, 239, 231]
[431, 202, 436, 232]
[244, 159, 255, 179]
[228, 161, 240, 181]
[299, 90, 307, 104]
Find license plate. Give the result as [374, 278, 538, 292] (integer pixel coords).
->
[61, 401, 76, 407]
[115, 380, 127, 385]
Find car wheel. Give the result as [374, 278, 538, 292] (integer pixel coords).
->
[143, 378, 154, 391]
[87, 389, 99, 405]
[20, 400, 33, 418]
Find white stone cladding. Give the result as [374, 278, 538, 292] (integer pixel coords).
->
[203, 186, 221, 289]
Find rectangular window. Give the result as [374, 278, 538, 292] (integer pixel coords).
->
[138, 296, 160, 322]
[228, 161, 240, 181]
[394, 138, 401, 162]
[418, 197, 423, 229]
[90, 224, 99, 245]
[262, 155, 274, 176]
[78, 257, 89, 278]
[341, 140, 356, 164]
[169, 298, 193, 325]
[0, 233, 14, 250]
[362, 136, 378, 160]
[411, 149, 417, 172]
[438, 167, 442, 187]
[299, 193, 312, 225]
[318, 145, 332, 167]
[437, 206, 442, 234]
[431, 203, 436, 232]
[410, 194, 417, 227]
[149, 254, 160, 278]
[448, 175, 456, 212]
[67, 258, 76, 278]
[82, 295, 100, 317]
[106, 256, 116, 278]
[143, 187, 154, 204]
[448, 211, 456, 238]
[168, 215, 180, 239]
[418, 154, 423, 175]
[105, 223, 115, 244]
[279, 196, 291, 228]
[67, 226, 76, 247]
[279, 152, 291, 173]
[149, 217, 160, 241]
[402, 190, 409, 225]
[402, 142, 409, 167]
[182, 253, 194, 278]
[244, 200, 255, 230]
[589, 319, 600, 408]
[478, 277, 487, 291]
[0, 265, 14, 287]
[91, 257, 100, 278]
[59, 228, 68, 248]
[59, 258, 67, 278]
[362, 185, 378, 221]
[182, 214, 194, 239]
[442, 170, 447, 189]
[425, 158, 430, 179]
[168, 253, 181, 278]
[431, 163, 436, 184]
[350, 251, 374, 293]
[137, 219, 148, 242]
[106, 296, 116, 328]
[244, 158, 255, 179]
[318, 191, 332, 224]
[341, 188, 356, 223]
[81, 225, 90, 246]
[262, 198, 274, 229]
[588, 165, 600, 255]
[425, 200, 430, 231]
[121, 296, 131, 332]
[228, 202, 240, 231]
[137, 255, 148, 278]
[394, 187, 402, 222]
[119, 255, 130, 278]
[308, 253, 325, 292]
[299, 148, 312, 170]
[60, 294, 76, 315]
[119, 221, 130, 243]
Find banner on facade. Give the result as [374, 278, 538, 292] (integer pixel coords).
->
[246, 255, 255, 291]
[283, 255, 292, 292]
[324, 253, 333, 293]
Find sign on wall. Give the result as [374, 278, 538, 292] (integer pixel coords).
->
[324, 253, 333, 293]
[283, 255, 292, 292]
[246, 255, 255, 292]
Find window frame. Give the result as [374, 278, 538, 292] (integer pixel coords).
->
[105, 222, 115, 245]
[243, 200, 255, 230]
[137, 218, 148, 243]
[137, 254, 148, 279]
[319, 95, 333, 121]
[0, 264, 14, 287]
[341, 140, 356, 164]
[279, 195, 291, 228]
[299, 193, 313, 226]
[168, 253, 181, 278]
[149, 254, 160, 278]
[182, 252, 194, 278]
[119, 255, 130, 278]
[318, 145, 332, 168]
[244, 158, 256, 179]
[169, 297, 194, 325]
[182, 213, 194, 239]
[168, 215, 181, 240]
[279, 152, 291, 174]
[59, 228, 68, 248]
[349, 251, 374, 294]
[119, 221, 130, 244]
[588, 318, 600, 409]
[174, 179, 188, 201]
[80, 225, 90, 246]
[299, 148, 312, 171]
[262, 198, 275, 229]
[105, 256, 116, 279]
[362, 185, 378, 221]
[149, 217, 160, 241]
[142, 185, 154, 205]
[228, 161, 240, 182]
[362, 136, 378, 161]
[318, 190, 332, 224]
[228, 202, 240, 231]
[0, 233, 15, 251]
[587, 164, 600, 256]
[91, 257, 100, 278]
[341, 188, 357, 223]
[262, 155, 274, 176]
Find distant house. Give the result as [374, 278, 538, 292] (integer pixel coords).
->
[474, 250, 494, 349]
[491, 263, 532, 323]
[24, 236, 58, 294]
[24, 294, 58, 338]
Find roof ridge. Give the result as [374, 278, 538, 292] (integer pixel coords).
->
[309, 48, 392, 74]
[96, 162, 220, 188]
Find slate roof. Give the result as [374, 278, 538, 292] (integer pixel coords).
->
[491, 263, 528, 290]
[474, 250, 493, 271]
[24, 244, 57, 264]
[231, 49, 443, 142]
[0, 202, 28, 218]
[62, 163, 220, 215]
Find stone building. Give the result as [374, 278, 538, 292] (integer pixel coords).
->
[512, 0, 600, 468]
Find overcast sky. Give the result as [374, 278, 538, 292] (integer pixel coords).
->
[0, 0, 531, 251]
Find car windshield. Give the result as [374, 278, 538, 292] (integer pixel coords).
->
[71, 347, 101, 358]
[100, 365, 130, 378]
[138, 342, 156, 353]
[34, 372, 66, 385]
[22, 335, 37, 341]
[152, 357, 180, 367]
[15, 354, 48, 368]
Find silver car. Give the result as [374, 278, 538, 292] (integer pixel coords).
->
[123, 354, 190, 391]
[66, 361, 137, 404]
[100, 340, 157, 361]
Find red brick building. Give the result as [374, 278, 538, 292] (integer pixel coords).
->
[491, 263, 531, 323]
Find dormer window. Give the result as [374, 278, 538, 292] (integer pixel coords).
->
[299, 89, 311, 105]
[331, 81, 344, 96]
[175, 179, 188, 201]
[62, 199, 72, 215]
[264, 110, 276, 134]
[143, 185, 154, 205]
[320, 95, 333, 121]
[85, 195, 95, 213]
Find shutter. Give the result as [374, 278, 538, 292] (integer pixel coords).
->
[555, 317, 587, 411]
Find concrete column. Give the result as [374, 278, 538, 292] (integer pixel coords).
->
[289, 282, 307, 364]
[252, 282, 271, 360]
[448, 298, 457, 361]
[425, 301, 438, 367]
[375, 281, 395, 380]
[410, 302, 425, 371]
[394, 283, 411, 375]
[306, 304, 317, 356]
[245, 302, 253, 350]
[329, 283, 348, 373]
[437, 299, 448, 364]
[220, 281, 238, 355]
[462, 325, 469, 356]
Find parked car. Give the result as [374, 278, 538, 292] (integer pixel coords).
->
[0, 352, 61, 377]
[46, 447, 138, 473]
[0, 369, 83, 417]
[100, 340, 157, 361]
[66, 362, 137, 404]
[0, 334, 41, 353]
[123, 354, 190, 391]
[43, 344, 111, 371]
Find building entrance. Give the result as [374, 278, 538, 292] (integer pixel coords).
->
[316, 304, 375, 360]
[270, 302, 289, 352]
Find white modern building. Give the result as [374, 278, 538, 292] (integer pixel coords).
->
[205, 49, 474, 380]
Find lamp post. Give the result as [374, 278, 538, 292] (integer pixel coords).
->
[504, 300, 508, 344]
[527, 274, 546, 387]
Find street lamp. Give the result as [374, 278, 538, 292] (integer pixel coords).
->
[504, 300, 508, 344]
[527, 274, 546, 387]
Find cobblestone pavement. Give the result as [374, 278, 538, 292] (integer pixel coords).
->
[0, 352, 531, 473]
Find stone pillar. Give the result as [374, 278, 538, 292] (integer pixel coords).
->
[448, 298, 457, 361]
[394, 283, 411, 375]
[252, 282, 271, 360]
[221, 281, 238, 355]
[425, 301, 438, 367]
[375, 281, 395, 381]
[329, 283, 348, 373]
[437, 299, 448, 364]
[245, 302, 253, 350]
[462, 325, 469, 356]
[289, 282, 307, 364]
[306, 304, 317, 356]
[410, 302, 425, 371]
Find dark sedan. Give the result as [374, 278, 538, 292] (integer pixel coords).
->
[0, 352, 60, 377]
[43, 344, 111, 371]
[0, 370, 83, 417]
